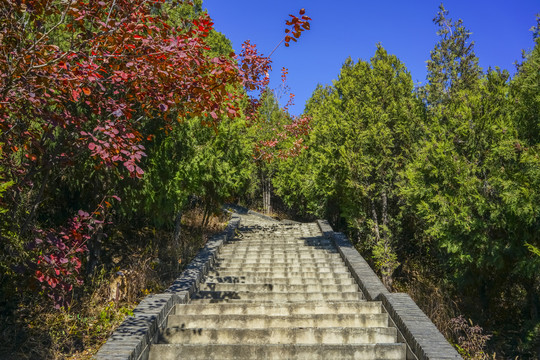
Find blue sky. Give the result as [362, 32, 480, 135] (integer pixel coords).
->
[203, 1, 539, 116]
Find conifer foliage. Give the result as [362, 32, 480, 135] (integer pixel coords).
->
[273, 6, 540, 358]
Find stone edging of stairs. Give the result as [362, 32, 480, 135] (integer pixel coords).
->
[94, 213, 241, 360]
[316, 220, 462, 360]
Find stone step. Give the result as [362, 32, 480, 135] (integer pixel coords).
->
[191, 291, 363, 303]
[173, 301, 381, 316]
[149, 343, 407, 360]
[216, 261, 347, 268]
[217, 253, 342, 260]
[210, 271, 352, 278]
[159, 327, 397, 345]
[223, 243, 337, 253]
[213, 264, 350, 272]
[225, 240, 332, 245]
[225, 238, 331, 243]
[203, 276, 356, 285]
[166, 313, 389, 329]
[146, 215, 407, 360]
[238, 232, 321, 235]
[216, 264, 347, 272]
[216, 260, 345, 267]
[209, 270, 352, 279]
[216, 254, 343, 264]
[200, 283, 358, 293]
[216, 257, 344, 265]
[219, 249, 339, 255]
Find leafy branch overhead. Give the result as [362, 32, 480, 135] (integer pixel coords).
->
[0, 0, 313, 309]
[285, 9, 312, 47]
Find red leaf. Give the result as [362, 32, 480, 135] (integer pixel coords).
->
[82, 87, 91, 95]
[72, 89, 80, 101]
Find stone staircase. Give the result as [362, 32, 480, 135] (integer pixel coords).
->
[148, 214, 406, 360]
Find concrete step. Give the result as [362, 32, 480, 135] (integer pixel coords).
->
[225, 239, 332, 245]
[159, 327, 397, 345]
[229, 238, 330, 242]
[217, 253, 343, 260]
[203, 276, 356, 285]
[212, 264, 350, 272]
[215, 257, 344, 265]
[220, 245, 337, 252]
[191, 291, 363, 303]
[200, 282, 358, 293]
[219, 249, 339, 256]
[215, 260, 346, 268]
[174, 301, 381, 316]
[215, 262, 348, 268]
[225, 238, 332, 244]
[210, 271, 352, 279]
[147, 215, 407, 360]
[149, 343, 407, 360]
[209, 270, 352, 278]
[166, 313, 389, 329]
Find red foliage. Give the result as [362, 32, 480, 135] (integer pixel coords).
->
[284, 9, 312, 48]
[0, 0, 267, 179]
[0, 1, 312, 306]
[33, 210, 93, 308]
[254, 115, 312, 162]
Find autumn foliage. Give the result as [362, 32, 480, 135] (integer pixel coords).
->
[0, 0, 311, 308]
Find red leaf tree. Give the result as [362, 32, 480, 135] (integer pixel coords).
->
[0, 1, 311, 306]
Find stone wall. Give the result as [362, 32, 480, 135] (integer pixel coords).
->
[316, 220, 461, 360]
[94, 214, 240, 360]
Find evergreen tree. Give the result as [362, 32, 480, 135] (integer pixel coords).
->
[400, 8, 540, 351]
[511, 15, 540, 146]
[275, 45, 422, 286]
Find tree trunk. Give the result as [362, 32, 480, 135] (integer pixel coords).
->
[261, 170, 272, 215]
[371, 197, 393, 289]
[381, 190, 388, 238]
[201, 205, 209, 228]
[87, 225, 103, 275]
[173, 210, 182, 272]
[371, 200, 381, 243]
[20, 167, 50, 235]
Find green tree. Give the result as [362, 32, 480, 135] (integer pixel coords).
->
[275, 45, 423, 286]
[423, 3, 482, 106]
[511, 15, 540, 146]
[400, 7, 540, 354]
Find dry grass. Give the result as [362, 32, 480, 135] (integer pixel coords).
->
[393, 260, 498, 359]
[0, 208, 228, 360]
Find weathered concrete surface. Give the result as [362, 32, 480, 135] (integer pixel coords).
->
[94, 293, 185, 360]
[317, 220, 390, 301]
[149, 212, 406, 359]
[97, 208, 460, 360]
[379, 293, 462, 360]
[149, 343, 407, 360]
